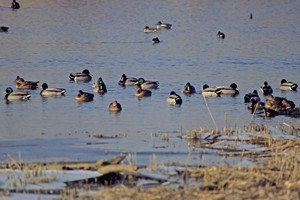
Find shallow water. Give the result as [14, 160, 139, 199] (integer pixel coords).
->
[0, 0, 299, 164]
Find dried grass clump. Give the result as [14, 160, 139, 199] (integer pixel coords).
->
[78, 138, 300, 200]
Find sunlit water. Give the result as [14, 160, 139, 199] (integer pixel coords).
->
[0, 0, 299, 164]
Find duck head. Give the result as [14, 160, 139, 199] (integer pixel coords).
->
[202, 84, 209, 90]
[82, 69, 90, 75]
[42, 83, 48, 90]
[5, 87, 13, 94]
[170, 91, 176, 95]
[136, 78, 146, 85]
[230, 83, 239, 91]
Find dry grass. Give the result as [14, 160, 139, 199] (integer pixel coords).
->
[69, 130, 300, 200]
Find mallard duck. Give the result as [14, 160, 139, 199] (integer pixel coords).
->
[280, 79, 298, 91]
[247, 98, 265, 114]
[201, 84, 222, 97]
[69, 69, 92, 82]
[109, 100, 122, 112]
[156, 21, 172, 29]
[260, 81, 273, 95]
[15, 76, 39, 90]
[93, 77, 107, 95]
[244, 90, 260, 103]
[144, 26, 157, 33]
[40, 83, 66, 96]
[152, 37, 160, 44]
[217, 83, 239, 96]
[135, 84, 152, 97]
[182, 82, 196, 95]
[75, 90, 94, 102]
[4, 87, 31, 101]
[11, 0, 20, 9]
[135, 78, 159, 90]
[118, 74, 138, 87]
[167, 91, 182, 105]
[0, 26, 9, 32]
[217, 31, 225, 39]
[265, 95, 295, 112]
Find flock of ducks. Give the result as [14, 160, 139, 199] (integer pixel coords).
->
[244, 80, 298, 117]
[2, 9, 298, 117]
[4, 67, 298, 117]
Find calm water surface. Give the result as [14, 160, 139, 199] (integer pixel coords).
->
[0, 0, 299, 164]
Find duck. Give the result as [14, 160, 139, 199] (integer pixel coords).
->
[69, 69, 92, 82]
[144, 26, 157, 33]
[182, 82, 196, 95]
[135, 78, 159, 90]
[260, 81, 273, 95]
[93, 77, 107, 95]
[4, 87, 31, 101]
[75, 90, 94, 102]
[217, 31, 225, 39]
[109, 100, 122, 112]
[250, 13, 253, 20]
[0, 26, 9, 32]
[156, 21, 172, 29]
[167, 91, 182, 105]
[40, 83, 66, 96]
[217, 83, 239, 96]
[152, 37, 160, 44]
[265, 95, 295, 112]
[15, 76, 39, 90]
[247, 98, 265, 114]
[135, 84, 152, 97]
[280, 79, 297, 91]
[201, 84, 222, 97]
[244, 90, 260, 103]
[11, 0, 20, 9]
[118, 74, 138, 87]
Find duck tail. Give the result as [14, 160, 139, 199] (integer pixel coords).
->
[69, 74, 75, 81]
[216, 89, 222, 97]
[291, 84, 298, 91]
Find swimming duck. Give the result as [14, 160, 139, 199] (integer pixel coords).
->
[182, 82, 196, 95]
[217, 31, 225, 39]
[135, 84, 152, 97]
[156, 21, 172, 29]
[40, 83, 66, 96]
[11, 0, 20, 9]
[201, 84, 222, 97]
[260, 81, 273, 95]
[247, 98, 265, 114]
[4, 87, 31, 101]
[152, 37, 160, 44]
[93, 77, 107, 95]
[280, 79, 298, 91]
[135, 78, 159, 90]
[217, 83, 239, 96]
[0, 26, 9, 32]
[109, 100, 122, 112]
[167, 91, 182, 105]
[244, 90, 260, 103]
[118, 74, 138, 87]
[69, 69, 92, 82]
[265, 95, 295, 112]
[75, 90, 94, 102]
[15, 76, 39, 90]
[144, 26, 157, 33]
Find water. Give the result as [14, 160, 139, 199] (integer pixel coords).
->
[0, 0, 299, 164]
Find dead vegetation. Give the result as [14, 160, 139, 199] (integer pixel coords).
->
[0, 124, 299, 199]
